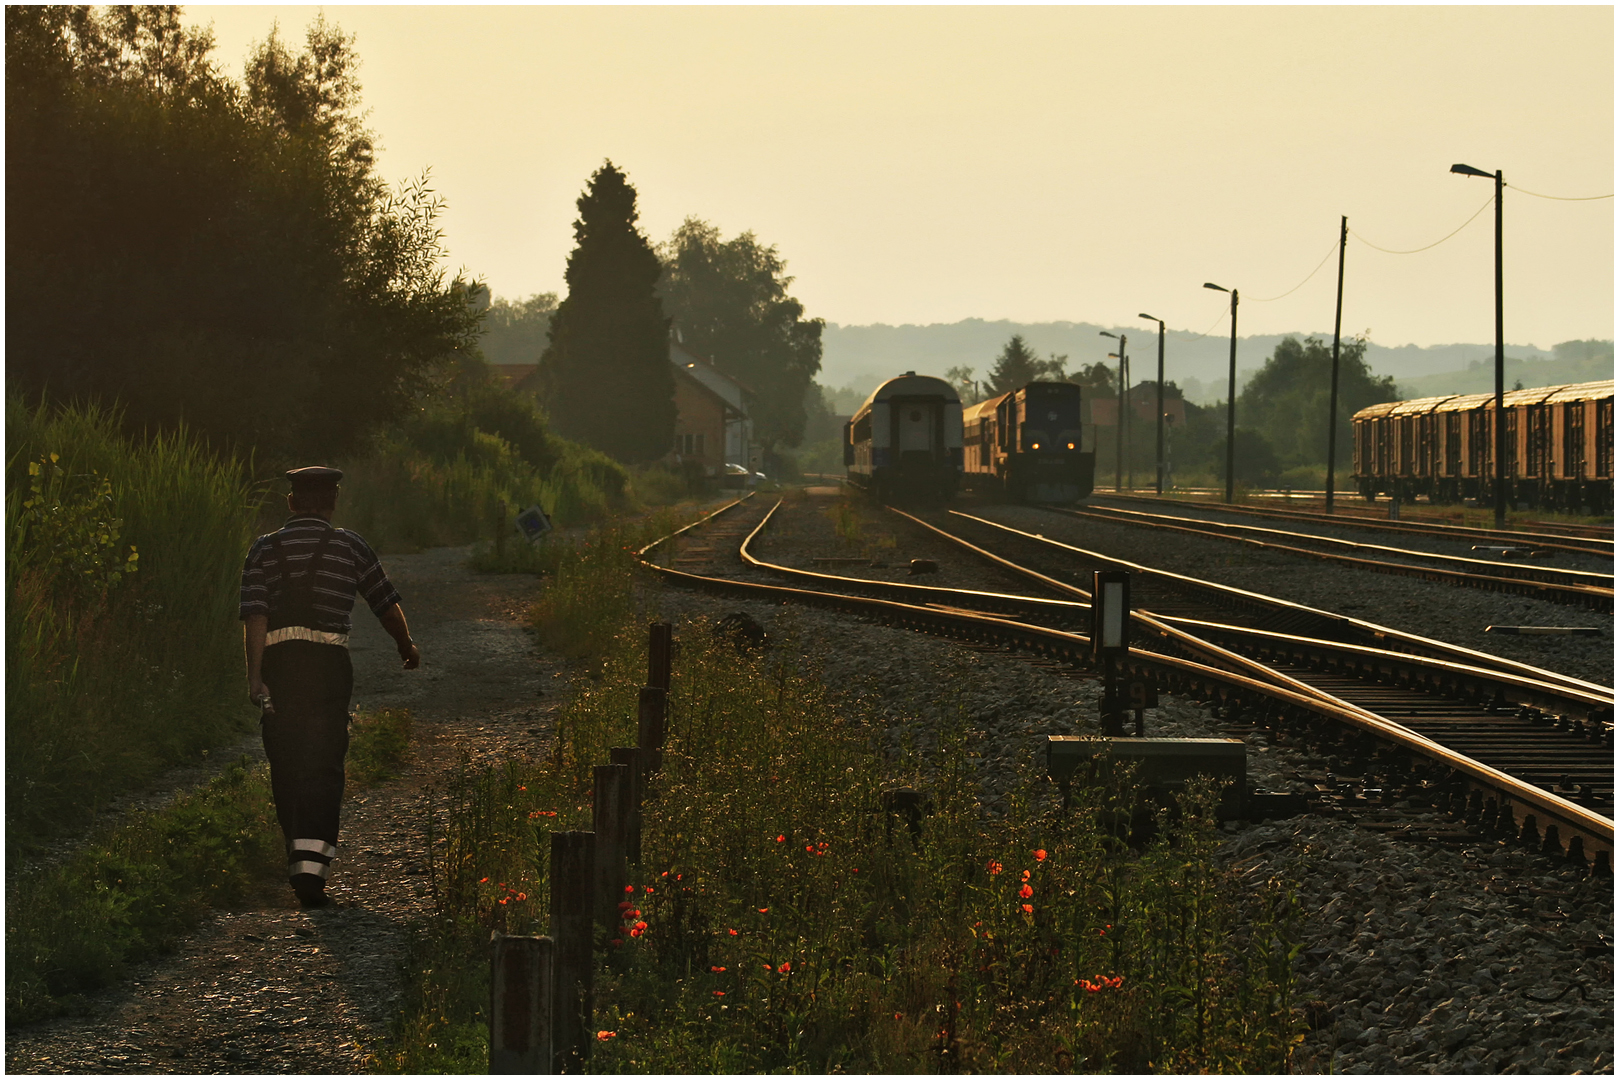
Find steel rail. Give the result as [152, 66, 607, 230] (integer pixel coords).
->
[735, 500, 1610, 726]
[1091, 492, 1613, 556]
[636, 500, 1614, 865]
[943, 509, 1614, 702]
[1062, 503, 1614, 591]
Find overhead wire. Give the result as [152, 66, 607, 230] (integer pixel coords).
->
[1246, 237, 1341, 303]
[1506, 184, 1613, 202]
[1349, 192, 1493, 254]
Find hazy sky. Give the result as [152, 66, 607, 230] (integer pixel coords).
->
[192, 5, 1613, 349]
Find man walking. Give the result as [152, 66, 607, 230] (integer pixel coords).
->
[240, 467, 420, 908]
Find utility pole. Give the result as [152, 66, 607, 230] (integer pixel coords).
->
[1325, 215, 1348, 513]
[1493, 169, 1505, 529]
[1140, 314, 1166, 495]
[1204, 283, 1239, 503]
[1100, 331, 1126, 492]
[1452, 163, 1507, 528]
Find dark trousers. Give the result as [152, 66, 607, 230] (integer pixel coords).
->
[261, 641, 353, 886]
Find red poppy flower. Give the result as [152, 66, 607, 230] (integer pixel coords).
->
[728, 929, 738, 936]
[776, 835, 785, 842]
[763, 963, 773, 971]
[711, 965, 726, 973]
[1034, 849, 1048, 861]
[629, 927, 643, 938]
[644, 886, 654, 894]
[516, 892, 527, 901]
[625, 884, 635, 893]
[619, 900, 635, 911]
[986, 861, 1003, 875]
[1021, 903, 1033, 914]
[597, 1030, 616, 1040]
[712, 990, 725, 997]
[779, 961, 791, 973]
[1018, 884, 1033, 899]
[634, 920, 648, 930]
[757, 908, 768, 914]
[479, 877, 489, 884]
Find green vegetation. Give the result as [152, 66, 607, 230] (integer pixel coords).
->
[5, 759, 282, 1024]
[7, 397, 260, 845]
[539, 162, 675, 464]
[659, 219, 826, 455]
[379, 517, 1301, 1073]
[348, 708, 416, 787]
[476, 291, 560, 371]
[6, 7, 480, 460]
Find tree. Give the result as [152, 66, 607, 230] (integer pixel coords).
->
[477, 291, 560, 367]
[658, 218, 824, 452]
[987, 335, 1067, 394]
[5, 7, 480, 460]
[944, 365, 983, 405]
[538, 161, 673, 463]
[1237, 336, 1396, 468]
[1068, 361, 1118, 399]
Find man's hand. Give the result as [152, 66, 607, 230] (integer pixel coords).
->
[399, 641, 421, 670]
[250, 678, 275, 713]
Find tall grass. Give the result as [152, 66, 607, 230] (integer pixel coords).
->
[6, 396, 261, 845]
[379, 519, 1301, 1073]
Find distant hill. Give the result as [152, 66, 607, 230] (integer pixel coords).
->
[1393, 346, 1614, 400]
[817, 318, 1579, 405]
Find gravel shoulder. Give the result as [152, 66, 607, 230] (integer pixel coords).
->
[5, 545, 562, 1074]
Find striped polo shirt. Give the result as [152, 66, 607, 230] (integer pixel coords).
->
[239, 515, 402, 638]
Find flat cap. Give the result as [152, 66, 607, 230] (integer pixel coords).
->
[285, 466, 343, 488]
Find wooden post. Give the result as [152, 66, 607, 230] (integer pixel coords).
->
[648, 622, 672, 690]
[609, 747, 643, 865]
[489, 933, 553, 1074]
[637, 686, 667, 772]
[593, 765, 630, 931]
[548, 831, 594, 1073]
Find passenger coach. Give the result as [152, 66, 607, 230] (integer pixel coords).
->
[962, 382, 1096, 503]
[1352, 379, 1613, 512]
[843, 372, 964, 503]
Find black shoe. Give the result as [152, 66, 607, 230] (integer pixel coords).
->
[291, 873, 329, 908]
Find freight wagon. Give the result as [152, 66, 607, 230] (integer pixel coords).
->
[1351, 380, 1613, 512]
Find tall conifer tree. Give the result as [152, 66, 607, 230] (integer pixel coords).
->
[539, 161, 673, 462]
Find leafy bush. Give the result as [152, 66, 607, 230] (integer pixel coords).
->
[6, 396, 260, 844]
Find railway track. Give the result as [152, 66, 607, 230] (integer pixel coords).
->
[1038, 502, 1613, 610]
[1093, 492, 1614, 558]
[637, 492, 1615, 874]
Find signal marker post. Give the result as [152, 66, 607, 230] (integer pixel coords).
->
[1091, 570, 1132, 737]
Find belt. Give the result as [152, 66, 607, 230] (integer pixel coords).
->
[265, 626, 350, 648]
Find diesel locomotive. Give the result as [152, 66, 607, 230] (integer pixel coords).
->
[1351, 379, 1613, 512]
[843, 372, 964, 503]
[962, 381, 1096, 503]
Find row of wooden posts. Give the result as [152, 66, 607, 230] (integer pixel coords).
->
[489, 622, 673, 1074]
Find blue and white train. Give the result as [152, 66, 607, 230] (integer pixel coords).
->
[843, 372, 964, 503]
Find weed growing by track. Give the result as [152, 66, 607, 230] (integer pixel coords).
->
[380, 512, 1302, 1072]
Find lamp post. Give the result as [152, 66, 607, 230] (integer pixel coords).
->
[1203, 283, 1239, 502]
[1451, 163, 1506, 529]
[1100, 331, 1126, 492]
[1325, 216, 1348, 514]
[1139, 313, 1166, 494]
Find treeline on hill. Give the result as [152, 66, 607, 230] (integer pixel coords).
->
[936, 333, 1397, 490]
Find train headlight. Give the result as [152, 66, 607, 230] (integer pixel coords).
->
[1031, 442, 1041, 450]
[1067, 442, 1075, 449]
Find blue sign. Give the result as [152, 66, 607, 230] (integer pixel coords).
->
[515, 504, 552, 544]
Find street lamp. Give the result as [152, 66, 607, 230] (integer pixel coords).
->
[1451, 162, 1507, 529]
[1100, 331, 1127, 492]
[1203, 283, 1239, 503]
[1139, 313, 1166, 495]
